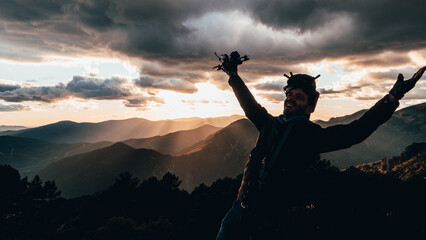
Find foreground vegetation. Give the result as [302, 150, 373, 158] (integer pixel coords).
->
[1, 161, 424, 240]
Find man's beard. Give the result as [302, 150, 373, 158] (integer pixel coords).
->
[283, 100, 308, 119]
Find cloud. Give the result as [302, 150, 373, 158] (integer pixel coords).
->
[123, 96, 165, 108]
[0, 103, 29, 112]
[0, 76, 166, 107]
[258, 92, 284, 103]
[0, 0, 65, 22]
[0, 0, 425, 101]
[318, 67, 426, 101]
[134, 76, 198, 93]
[0, 82, 21, 92]
[253, 80, 284, 91]
[243, 0, 426, 56]
[66, 76, 132, 99]
[0, 83, 67, 102]
[343, 52, 414, 69]
[181, 99, 210, 105]
[1, 0, 425, 64]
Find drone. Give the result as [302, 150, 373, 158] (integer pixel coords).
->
[213, 51, 249, 72]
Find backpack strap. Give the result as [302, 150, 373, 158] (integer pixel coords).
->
[258, 116, 307, 189]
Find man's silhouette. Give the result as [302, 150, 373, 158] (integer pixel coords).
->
[215, 51, 426, 240]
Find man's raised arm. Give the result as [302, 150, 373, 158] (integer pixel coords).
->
[314, 66, 426, 153]
[214, 51, 271, 130]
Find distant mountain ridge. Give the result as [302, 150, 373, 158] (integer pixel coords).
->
[0, 124, 221, 177]
[0, 136, 78, 176]
[37, 119, 258, 197]
[0, 115, 243, 143]
[38, 143, 173, 197]
[355, 142, 426, 181]
[0, 125, 27, 132]
[321, 102, 426, 168]
[7, 103, 426, 197]
[120, 124, 220, 155]
[314, 109, 367, 127]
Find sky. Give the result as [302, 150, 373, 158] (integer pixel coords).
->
[0, 0, 425, 127]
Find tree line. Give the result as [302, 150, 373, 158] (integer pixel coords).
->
[0, 161, 424, 240]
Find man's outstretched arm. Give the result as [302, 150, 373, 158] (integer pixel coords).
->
[314, 66, 426, 153]
[215, 51, 271, 130]
[228, 72, 272, 130]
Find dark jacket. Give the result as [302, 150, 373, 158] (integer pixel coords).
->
[228, 74, 399, 216]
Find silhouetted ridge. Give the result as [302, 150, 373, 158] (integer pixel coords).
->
[0, 135, 79, 176]
[0, 115, 241, 143]
[173, 118, 258, 190]
[38, 142, 172, 197]
[356, 142, 426, 180]
[36, 118, 256, 197]
[321, 103, 426, 167]
[104, 142, 135, 151]
[315, 109, 367, 127]
[120, 124, 220, 155]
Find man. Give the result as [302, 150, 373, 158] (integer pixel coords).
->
[215, 51, 426, 240]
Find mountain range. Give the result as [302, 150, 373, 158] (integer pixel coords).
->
[37, 119, 257, 197]
[0, 115, 242, 143]
[0, 125, 27, 132]
[2, 103, 425, 197]
[355, 142, 426, 181]
[319, 102, 426, 168]
[0, 124, 220, 177]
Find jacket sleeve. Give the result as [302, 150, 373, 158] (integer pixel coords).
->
[228, 73, 272, 131]
[314, 94, 399, 153]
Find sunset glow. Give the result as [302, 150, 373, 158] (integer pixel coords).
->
[0, 1, 425, 127]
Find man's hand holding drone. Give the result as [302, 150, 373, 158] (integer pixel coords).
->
[213, 51, 249, 76]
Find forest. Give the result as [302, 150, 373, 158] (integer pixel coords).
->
[1, 158, 424, 240]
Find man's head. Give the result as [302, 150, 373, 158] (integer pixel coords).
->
[283, 73, 320, 119]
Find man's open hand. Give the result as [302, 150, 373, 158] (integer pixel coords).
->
[389, 66, 426, 100]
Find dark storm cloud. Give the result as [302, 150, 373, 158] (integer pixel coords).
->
[0, 0, 66, 21]
[258, 92, 284, 103]
[124, 96, 165, 108]
[0, 0, 426, 97]
[0, 103, 28, 112]
[318, 74, 426, 101]
[134, 76, 198, 93]
[253, 80, 284, 91]
[366, 67, 420, 82]
[66, 76, 132, 99]
[139, 61, 206, 83]
[0, 83, 67, 102]
[344, 52, 414, 69]
[245, 0, 426, 53]
[239, 61, 310, 78]
[68, 0, 241, 58]
[1, 0, 425, 63]
[0, 83, 21, 92]
[0, 76, 165, 107]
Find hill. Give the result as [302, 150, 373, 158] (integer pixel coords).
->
[38, 143, 173, 197]
[0, 136, 78, 176]
[320, 102, 426, 168]
[0, 115, 243, 143]
[0, 125, 27, 132]
[172, 119, 258, 190]
[120, 124, 220, 155]
[37, 119, 257, 197]
[0, 124, 220, 178]
[356, 142, 426, 181]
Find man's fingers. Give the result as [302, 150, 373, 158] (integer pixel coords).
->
[397, 73, 404, 82]
[413, 66, 426, 80]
